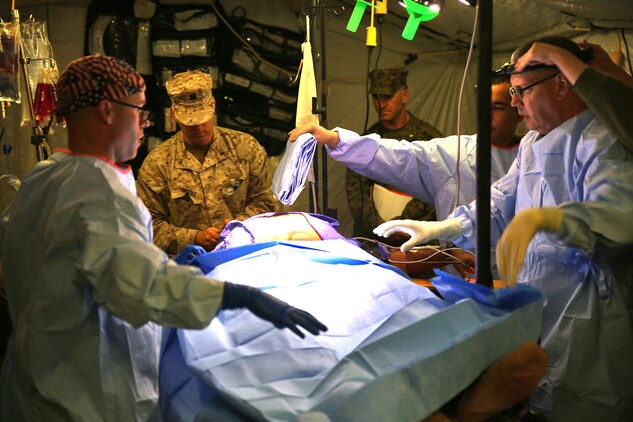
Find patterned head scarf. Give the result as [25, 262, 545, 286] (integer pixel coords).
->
[166, 70, 215, 126]
[56, 55, 146, 116]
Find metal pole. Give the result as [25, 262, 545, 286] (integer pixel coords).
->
[305, 1, 340, 218]
[318, 3, 330, 215]
[308, 3, 318, 213]
[475, 0, 492, 288]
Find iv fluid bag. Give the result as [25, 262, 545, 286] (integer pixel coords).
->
[0, 21, 21, 103]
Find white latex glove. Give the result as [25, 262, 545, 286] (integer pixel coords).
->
[373, 218, 462, 252]
[496, 208, 563, 286]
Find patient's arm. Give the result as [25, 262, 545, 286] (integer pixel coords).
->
[245, 214, 322, 241]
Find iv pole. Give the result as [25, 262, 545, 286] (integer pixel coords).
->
[303, 1, 343, 218]
[12, 8, 51, 162]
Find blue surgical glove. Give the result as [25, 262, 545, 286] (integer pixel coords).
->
[173, 244, 207, 266]
[221, 282, 328, 338]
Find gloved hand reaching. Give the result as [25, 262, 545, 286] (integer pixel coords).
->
[173, 244, 207, 266]
[496, 207, 563, 285]
[373, 218, 462, 252]
[221, 282, 328, 338]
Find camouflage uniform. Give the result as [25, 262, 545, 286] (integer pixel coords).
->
[136, 127, 275, 255]
[346, 113, 443, 238]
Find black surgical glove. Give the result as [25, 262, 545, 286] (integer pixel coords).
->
[221, 282, 328, 338]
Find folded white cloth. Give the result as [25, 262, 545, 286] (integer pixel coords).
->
[271, 133, 317, 205]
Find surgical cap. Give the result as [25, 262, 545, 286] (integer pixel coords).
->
[56, 55, 146, 116]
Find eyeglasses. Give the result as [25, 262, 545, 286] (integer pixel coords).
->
[508, 72, 559, 101]
[109, 99, 152, 122]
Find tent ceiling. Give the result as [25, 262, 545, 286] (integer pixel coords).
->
[4, 1, 632, 53]
[337, 0, 633, 53]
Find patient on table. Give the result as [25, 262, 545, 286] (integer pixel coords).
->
[215, 211, 472, 278]
[161, 212, 546, 422]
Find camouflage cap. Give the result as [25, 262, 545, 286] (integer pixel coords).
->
[56, 55, 146, 116]
[369, 68, 408, 96]
[166, 70, 216, 126]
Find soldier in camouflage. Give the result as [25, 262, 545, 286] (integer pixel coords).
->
[346, 67, 442, 241]
[137, 70, 275, 255]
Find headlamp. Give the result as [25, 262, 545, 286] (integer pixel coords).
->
[494, 62, 559, 76]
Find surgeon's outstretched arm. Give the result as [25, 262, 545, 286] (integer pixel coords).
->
[221, 282, 328, 338]
[288, 123, 340, 148]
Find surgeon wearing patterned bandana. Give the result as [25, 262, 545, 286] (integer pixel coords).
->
[0, 56, 327, 422]
[137, 70, 276, 254]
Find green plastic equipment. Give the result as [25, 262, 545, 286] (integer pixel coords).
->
[402, 0, 442, 41]
[346, 0, 375, 33]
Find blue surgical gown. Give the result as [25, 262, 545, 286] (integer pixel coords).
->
[0, 152, 225, 421]
[451, 110, 633, 421]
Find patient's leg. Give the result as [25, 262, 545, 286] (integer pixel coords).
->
[424, 341, 547, 422]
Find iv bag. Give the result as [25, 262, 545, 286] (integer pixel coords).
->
[33, 65, 58, 122]
[0, 20, 21, 103]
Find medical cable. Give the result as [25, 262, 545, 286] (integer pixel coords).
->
[210, 2, 294, 81]
[388, 246, 474, 268]
[450, 4, 479, 216]
[363, 46, 374, 135]
[298, 211, 324, 239]
[358, 19, 381, 230]
[353, 236, 474, 269]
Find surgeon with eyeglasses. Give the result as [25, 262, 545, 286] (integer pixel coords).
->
[0, 55, 327, 421]
[293, 36, 633, 421]
[374, 36, 633, 421]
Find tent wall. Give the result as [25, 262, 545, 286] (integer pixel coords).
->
[1, 0, 632, 235]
